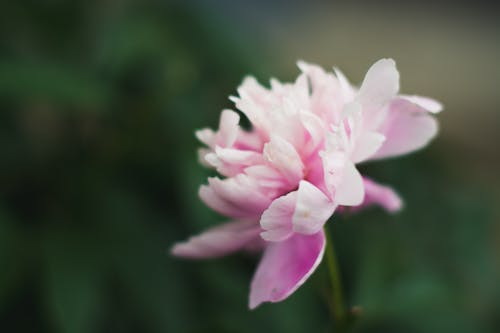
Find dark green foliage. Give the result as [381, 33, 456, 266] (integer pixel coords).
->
[0, 1, 498, 333]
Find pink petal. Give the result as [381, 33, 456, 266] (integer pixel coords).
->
[260, 192, 297, 242]
[195, 128, 215, 147]
[263, 135, 304, 184]
[197, 110, 241, 149]
[199, 185, 249, 218]
[171, 220, 261, 259]
[400, 95, 443, 114]
[299, 111, 325, 154]
[290, 73, 310, 107]
[333, 67, 356, 101]
[214, 146, 262, 166]
[249, 231, 326, 309]
[231, 77, 273, 136]
[359, 178, 403, 212]
[298, 60, 344, 123]
[358, 59, 400, 107]
[351, 131, 386, 163]
[233, 129, 264, 151]
[217, 109, 240, 147]
[320, 138, 348, 198]
[292, 181, 336, 235]
[207, 146, 264, 176]
[265, 108, 305, 150]
[358, 59, 400, 130]
[371, 98, 438, 160]
[199, 175, 272, 218]
[244, 165, 287, 189]
[205, 176, 272, 216]
[237, 76, 273, 109]
[296, 60, 330, 90]
[335, 161, 364, 206]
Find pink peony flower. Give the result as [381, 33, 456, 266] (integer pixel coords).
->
[172, 59, 442, 309]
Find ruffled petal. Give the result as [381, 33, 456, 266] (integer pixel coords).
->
[263, 135, 304, 184]
[206, 146, 263, 176]
[297, 61, 332, 90]
[171, 220, 261, 259]
[249, 231, 325, 309]
[244, 165, 285, 188]
[299, 111, 326, 157]
[371, 98, 438, 160]
[292, 181, 336, 235]
[199, 185, 248, 218]
[298, 60, 344, 123]
[260, 192, 297, 242]
[231, 77, 274, 137]
[199, 175, 272, 218]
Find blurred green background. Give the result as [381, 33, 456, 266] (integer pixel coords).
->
[1, 1, 499, 332]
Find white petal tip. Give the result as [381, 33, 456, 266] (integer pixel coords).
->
[169, 243, 188, 258]
[387, 196, 404, 213]
[297, 60, 312, 73]
[379, 58, 396, 66]
[248, 299, 261, 310]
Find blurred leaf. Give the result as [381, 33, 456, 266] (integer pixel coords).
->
[0, 61, 110, 108]
[97, 188, 194, 333]
[43, 230, 103, 333]
[0, 208, 27, 312]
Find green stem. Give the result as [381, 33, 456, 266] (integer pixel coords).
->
[324, 224, 347, 328]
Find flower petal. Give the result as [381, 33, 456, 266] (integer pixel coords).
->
[207, 146, 264, 176]
[357, 58, 400, 130]
[214, 146, 262, 165]
[231, 77, 273, 136]
[263, 135, 304, 184]
[244, 165, 287, 189]
[320, 132, 348, 198]
[298, 60, 344, 123]
[195, 128, 215, 147]
[249, 231, 325, 309]
[297, 60, 330, 90]
[199, 185, 248, 218]
[335, 161, 364, 206]
[333, 67, 356, 101]
[400, 95, 443, 114]
[218, 109, 240, 147]
[299, 111, 326, 156]
[360, 178, 403, 212]
[351, 131, 386, 163]
[171, 220, 261, 259]
[199, 175, 272, 218]
[292, 181, 336, 235]
[260, 192, 297, 242]
[206, 176, 272, 215]
[371, 98, 438, 160]
[358, 58, 400, 108]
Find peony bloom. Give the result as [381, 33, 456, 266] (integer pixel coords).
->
[172, 59, 442, 309]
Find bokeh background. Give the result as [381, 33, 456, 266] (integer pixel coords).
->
[1, 1, 499, 332]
